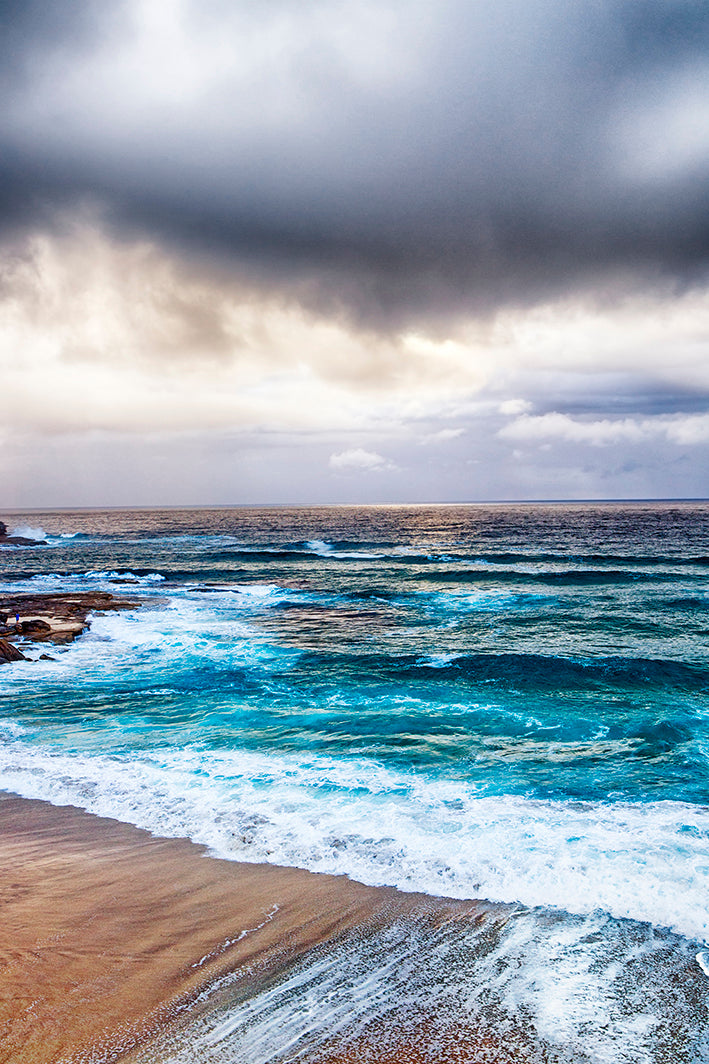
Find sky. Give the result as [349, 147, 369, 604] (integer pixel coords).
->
[2, 0, 709, 506]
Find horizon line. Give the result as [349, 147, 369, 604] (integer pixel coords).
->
[4, 497, 709, 513]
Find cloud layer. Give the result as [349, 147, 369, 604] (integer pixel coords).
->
[1, 1, 709, 503]
[3, 0, 709, 325]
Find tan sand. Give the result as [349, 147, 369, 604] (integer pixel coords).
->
[0, 794, 500, 1064]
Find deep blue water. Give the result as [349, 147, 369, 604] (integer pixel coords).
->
[1, 503, 708, 1062]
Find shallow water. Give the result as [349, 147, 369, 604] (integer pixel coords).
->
[1, 503, 708, 1061]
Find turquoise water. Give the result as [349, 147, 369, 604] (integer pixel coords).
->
[1, 503, 708, 1062]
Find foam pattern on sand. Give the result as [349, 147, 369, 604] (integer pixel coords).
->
[138, 906, 708, 1064]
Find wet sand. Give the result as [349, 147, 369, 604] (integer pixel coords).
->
[0, 793, 498, 1063]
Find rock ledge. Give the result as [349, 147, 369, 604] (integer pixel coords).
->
[0, 591, 142, 661]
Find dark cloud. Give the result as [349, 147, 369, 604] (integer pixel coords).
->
[0, 0, 116, 88]
[511, 372, 709, 418]
[2, 0, 709, 328]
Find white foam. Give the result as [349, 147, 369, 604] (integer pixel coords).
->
[84, 569, 165, 583]
[305, 539, 333, 555]
[0, 740, 707, 944]
[0, 586, 305, 696]
[232, 583, 288, 599]
[0, 571, 167, 596]
[0, 720, 28, 740]
[423, 589, 538, 613]
[416, 652, 462, 668]
[192, 905, 280, 970]
[117, 901, 698, 1064]
[84, 604, 288, 676]
[328, 550, 384, 559]
[9, 525, 46, 541]
[303, 539, 384, 559]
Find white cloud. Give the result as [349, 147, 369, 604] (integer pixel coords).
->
[498, 399, 532, 416]
[485, 287, 709, 390]
[0, 220, 487, 439]
[5, 220, 709, 446]
[661, 414, 709, 445]
[420, 428, 465, 444]
[499, 412, 709, 447]
[499, 413, 647, 446]
[329, 447, 391, 471]
[3, 0, 437, 222]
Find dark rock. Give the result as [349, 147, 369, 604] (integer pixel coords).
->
[20, 619, 52, 636]
[0, 522, 6, 537]
[39, 653, 56, 661]
[0, 539, 43, 547]
[0, 638, 25, 664]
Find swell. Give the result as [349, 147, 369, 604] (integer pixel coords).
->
[297, 649, 709, 692]
[419, 568, 700, 586]
[39, 536, 709, 569]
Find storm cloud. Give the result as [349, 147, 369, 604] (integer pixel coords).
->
[3, 0, 709, 326]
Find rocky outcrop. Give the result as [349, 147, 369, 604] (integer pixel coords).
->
[0, 591, 142, 651]
[0, 520, 46, 547]
[0, 638, 25, 663]
[18, 619, 53, 636]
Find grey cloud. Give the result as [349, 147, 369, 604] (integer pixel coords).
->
[0, 0, 108, 83]
[2, 0, 709, 328]
[495, 371, 709, 419]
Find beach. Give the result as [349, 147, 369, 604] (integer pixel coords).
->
[0, 793, 522, 1063]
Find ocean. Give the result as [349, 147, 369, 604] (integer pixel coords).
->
[1, 502, 708, 1062]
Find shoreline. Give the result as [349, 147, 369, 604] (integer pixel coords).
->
[0, 792, 503, 1063]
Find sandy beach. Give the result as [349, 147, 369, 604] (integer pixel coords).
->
[0, 793, 515, 1064]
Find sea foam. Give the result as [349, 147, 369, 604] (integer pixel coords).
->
[0, 739, 707, 944]
[145, 904, 701, 1064]
[9, 525, 46, 541]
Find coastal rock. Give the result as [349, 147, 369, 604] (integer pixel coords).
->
[0, 638, 25, 664]
[0, 592, 142, 645]
[0, 520, 46, 547]
[20, 619, 52, 636]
